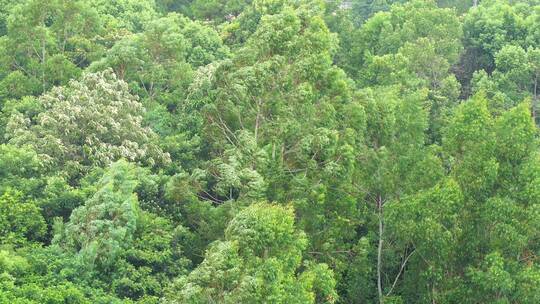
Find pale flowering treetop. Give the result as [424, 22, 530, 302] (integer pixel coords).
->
[6, 69, 170, 176]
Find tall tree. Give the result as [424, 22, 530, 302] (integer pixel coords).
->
[0, 0, 103, 98]
[176, 1, 368, 283]
[472, 45, 540, 123]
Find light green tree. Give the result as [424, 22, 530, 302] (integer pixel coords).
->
[0, 190, 46, 246]
[168, 203, 337, 304]
[55, 160, 139, 272]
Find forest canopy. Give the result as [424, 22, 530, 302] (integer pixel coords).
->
[1, 0, 540, 303]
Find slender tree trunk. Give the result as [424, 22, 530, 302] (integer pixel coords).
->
[254, 98, 262, 144]
[38, 11, 47, 91]
[534, 75, 538, 125]
[473, 0, 478, 7]
[42, 37, 46, 91]
[377, 195, 384, 304]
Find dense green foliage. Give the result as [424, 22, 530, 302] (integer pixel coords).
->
[1, 0, 540, 303]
